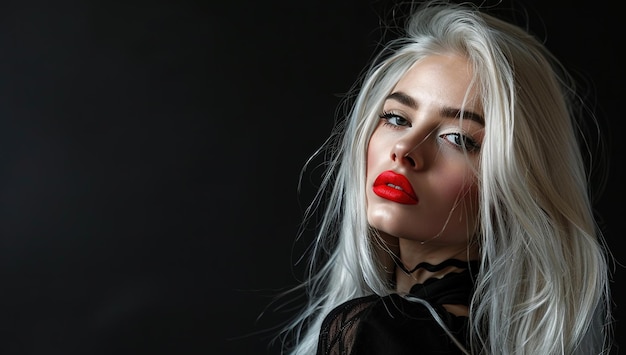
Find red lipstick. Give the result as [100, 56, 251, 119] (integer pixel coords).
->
[373, 170, 418, 205]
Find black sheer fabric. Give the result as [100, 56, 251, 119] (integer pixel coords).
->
[317, 263, 479, 355]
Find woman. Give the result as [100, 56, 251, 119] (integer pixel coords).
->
[275, 1, 614, 354]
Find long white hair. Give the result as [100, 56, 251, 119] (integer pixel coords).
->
[275, 1, 613, 354]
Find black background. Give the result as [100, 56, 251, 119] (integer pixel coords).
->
[0, 1, 623, 354]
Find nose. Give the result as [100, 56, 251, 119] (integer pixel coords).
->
[391, 132, 430, 169]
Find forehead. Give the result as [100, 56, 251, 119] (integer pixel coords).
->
[390, 54, 482, 112]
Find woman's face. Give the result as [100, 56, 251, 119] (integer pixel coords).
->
[366, 54, 484, 247]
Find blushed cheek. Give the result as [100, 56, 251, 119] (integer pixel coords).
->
[442, 172, 479, 218]
[438, 168, 475, 197]
[365, 139, 381, 181]
[454, 178, 480, 230]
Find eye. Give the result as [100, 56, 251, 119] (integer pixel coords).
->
[441, 133, 481, 152]
[379, 111, 411, 127]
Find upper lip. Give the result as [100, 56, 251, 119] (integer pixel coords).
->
[373, 170, 418, 200]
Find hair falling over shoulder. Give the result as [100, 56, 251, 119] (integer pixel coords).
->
[272, 1, 615, 354]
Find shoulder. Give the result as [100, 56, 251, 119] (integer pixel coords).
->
[319, 295, 379, 341]
[317, 295, 379, 355]
[317, 294, 470, 355]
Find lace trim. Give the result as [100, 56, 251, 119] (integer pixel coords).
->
[393, 257, 478, 274]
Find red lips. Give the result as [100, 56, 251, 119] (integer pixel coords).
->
[372, 170, 418, 205]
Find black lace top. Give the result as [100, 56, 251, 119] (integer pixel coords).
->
[316, 264, 479, 355]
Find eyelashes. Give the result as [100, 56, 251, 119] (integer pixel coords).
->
[440, 133, 481, 152]
[379, 111, 411, 127]
[378, 111, 481, 152]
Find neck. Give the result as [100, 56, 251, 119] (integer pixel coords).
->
[393, 239, 479, 294]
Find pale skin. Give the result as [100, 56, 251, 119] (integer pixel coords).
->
[366, 53, 484, 316]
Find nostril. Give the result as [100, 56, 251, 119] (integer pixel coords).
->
[404, 155, 416, 167]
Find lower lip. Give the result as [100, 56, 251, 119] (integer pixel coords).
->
[373, 185, 418, 205]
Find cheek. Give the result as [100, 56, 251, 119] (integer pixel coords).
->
[366, 131, 387, 173]
[436, 165, 479, 209]
[455, 178, 480, 227]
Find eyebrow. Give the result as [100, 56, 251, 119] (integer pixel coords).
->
[385, 91, 485, 125]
